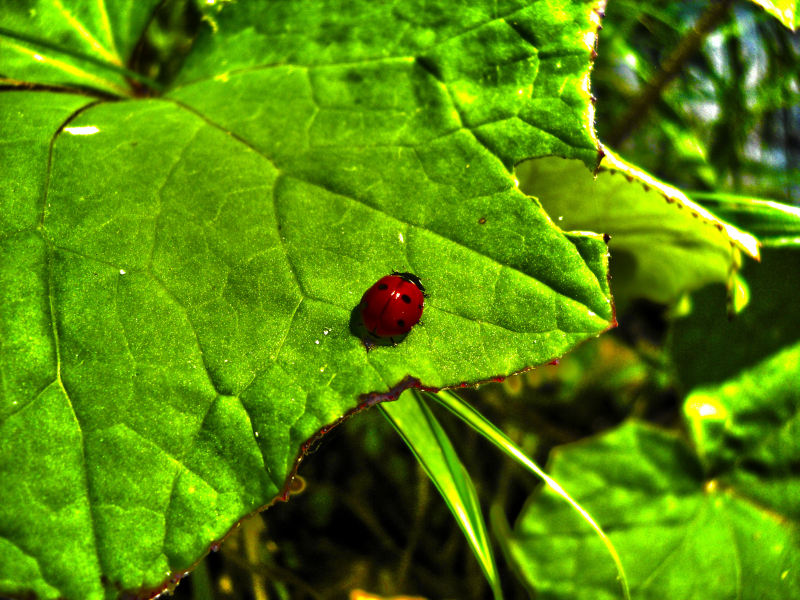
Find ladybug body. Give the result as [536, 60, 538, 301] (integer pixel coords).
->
[360, 272, 426, 341]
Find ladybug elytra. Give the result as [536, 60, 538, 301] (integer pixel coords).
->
[359, 272, 426, 343]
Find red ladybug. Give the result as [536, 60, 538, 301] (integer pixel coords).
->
[360, 271, 426, 343]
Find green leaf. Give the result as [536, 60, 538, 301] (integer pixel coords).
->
[685, 340, 800, 521]
[691, 192, 800, 248]
[0, 0, 163, 94]
[749, 0, 800, 30]
[175, 0, 604, 171]
[496, 421, 800, 600]
[667, 247, 800, 391]
[380, 391, 503, 600]
[516, 149, 759, 307]
[430, 390, 630, 600]
[1, 1, 613, 598]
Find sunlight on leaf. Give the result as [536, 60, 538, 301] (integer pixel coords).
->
[517, 149, 759, 307]
[691, 192, 800, 248]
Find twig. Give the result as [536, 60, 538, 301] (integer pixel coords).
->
[607, 0, 736, 147]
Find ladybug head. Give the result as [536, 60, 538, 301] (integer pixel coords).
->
[392, 270, 426, 293]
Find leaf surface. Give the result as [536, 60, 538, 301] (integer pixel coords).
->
[0, 0, 162, 94]
[692, 193, 800, 248]
[516, 150, 759, 306]
[0, 1, 612, 598]
[496, 421, 800, 600]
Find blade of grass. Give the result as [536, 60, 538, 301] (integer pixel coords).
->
[379, 391, 504, 600]
[429, 390, 631, 600]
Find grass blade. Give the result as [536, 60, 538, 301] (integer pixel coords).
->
[380, 391, 504, 600]
[429, 390, 631, 600]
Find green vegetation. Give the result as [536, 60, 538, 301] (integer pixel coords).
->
[1, 1, 798, 599]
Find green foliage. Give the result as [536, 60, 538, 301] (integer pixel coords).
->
[380, 391, 503, 600]
[517, 151, 758, 307]
[685, 340, 800, 520]
[2, 0, 800, 598]
[594, 0, 800, 205]
[0, 0, 615, 598]
[429, 389, 630, 600]
[668, 248, 800, 391]
[691, 192, 800, 247]
[0, 0, 163, 93]
[496, 421, 800, 600]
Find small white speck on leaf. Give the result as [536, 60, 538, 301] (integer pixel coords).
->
[320, 367, 324, 372]
[64, 126, 100, 136]
[255, 431, 259, 437]
[315, 340, 320, 344]
[119, 269, 126, 275]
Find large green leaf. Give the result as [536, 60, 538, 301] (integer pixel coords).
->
[380, 391, 503, 600]
[495, 421, 800, 600]
[685, 340, 800, 521]
[0, 1, 612, 599]
[516, 150, 759, 307]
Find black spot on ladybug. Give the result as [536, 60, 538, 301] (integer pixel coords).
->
[378, 283, 388, 290]
[397, 319, 405, 328]
[478, 217, 486, 224]
[401, 294, 411, 304]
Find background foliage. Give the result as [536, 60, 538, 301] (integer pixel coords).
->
[1, 0, 800, 599]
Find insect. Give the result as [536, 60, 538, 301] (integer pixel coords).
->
[359, 271, 426, 345]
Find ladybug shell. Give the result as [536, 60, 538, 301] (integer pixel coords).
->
[360, 275, 425, 338]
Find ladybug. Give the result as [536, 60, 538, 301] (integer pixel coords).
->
[359, 271, 426, 344]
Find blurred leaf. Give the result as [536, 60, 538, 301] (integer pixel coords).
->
[380, 392, 503, 600]
[0, 1, 614, 598]
[430, 390, 630, 600]
[692, 192, 800, 247]
[516, 149, 759, 307]
[350, 590, 428, 600]
[496, 421, 800, 600]
[728, 271, 751, 315]
[750, 0, 799, 30]
[0, 0, 163, 93]
[685, 340, 800, 520]
[667, 247, 800, 390]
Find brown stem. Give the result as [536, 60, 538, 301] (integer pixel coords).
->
[607, 0, 736, 147]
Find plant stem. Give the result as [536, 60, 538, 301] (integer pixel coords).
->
[607, 0, 735, 147]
